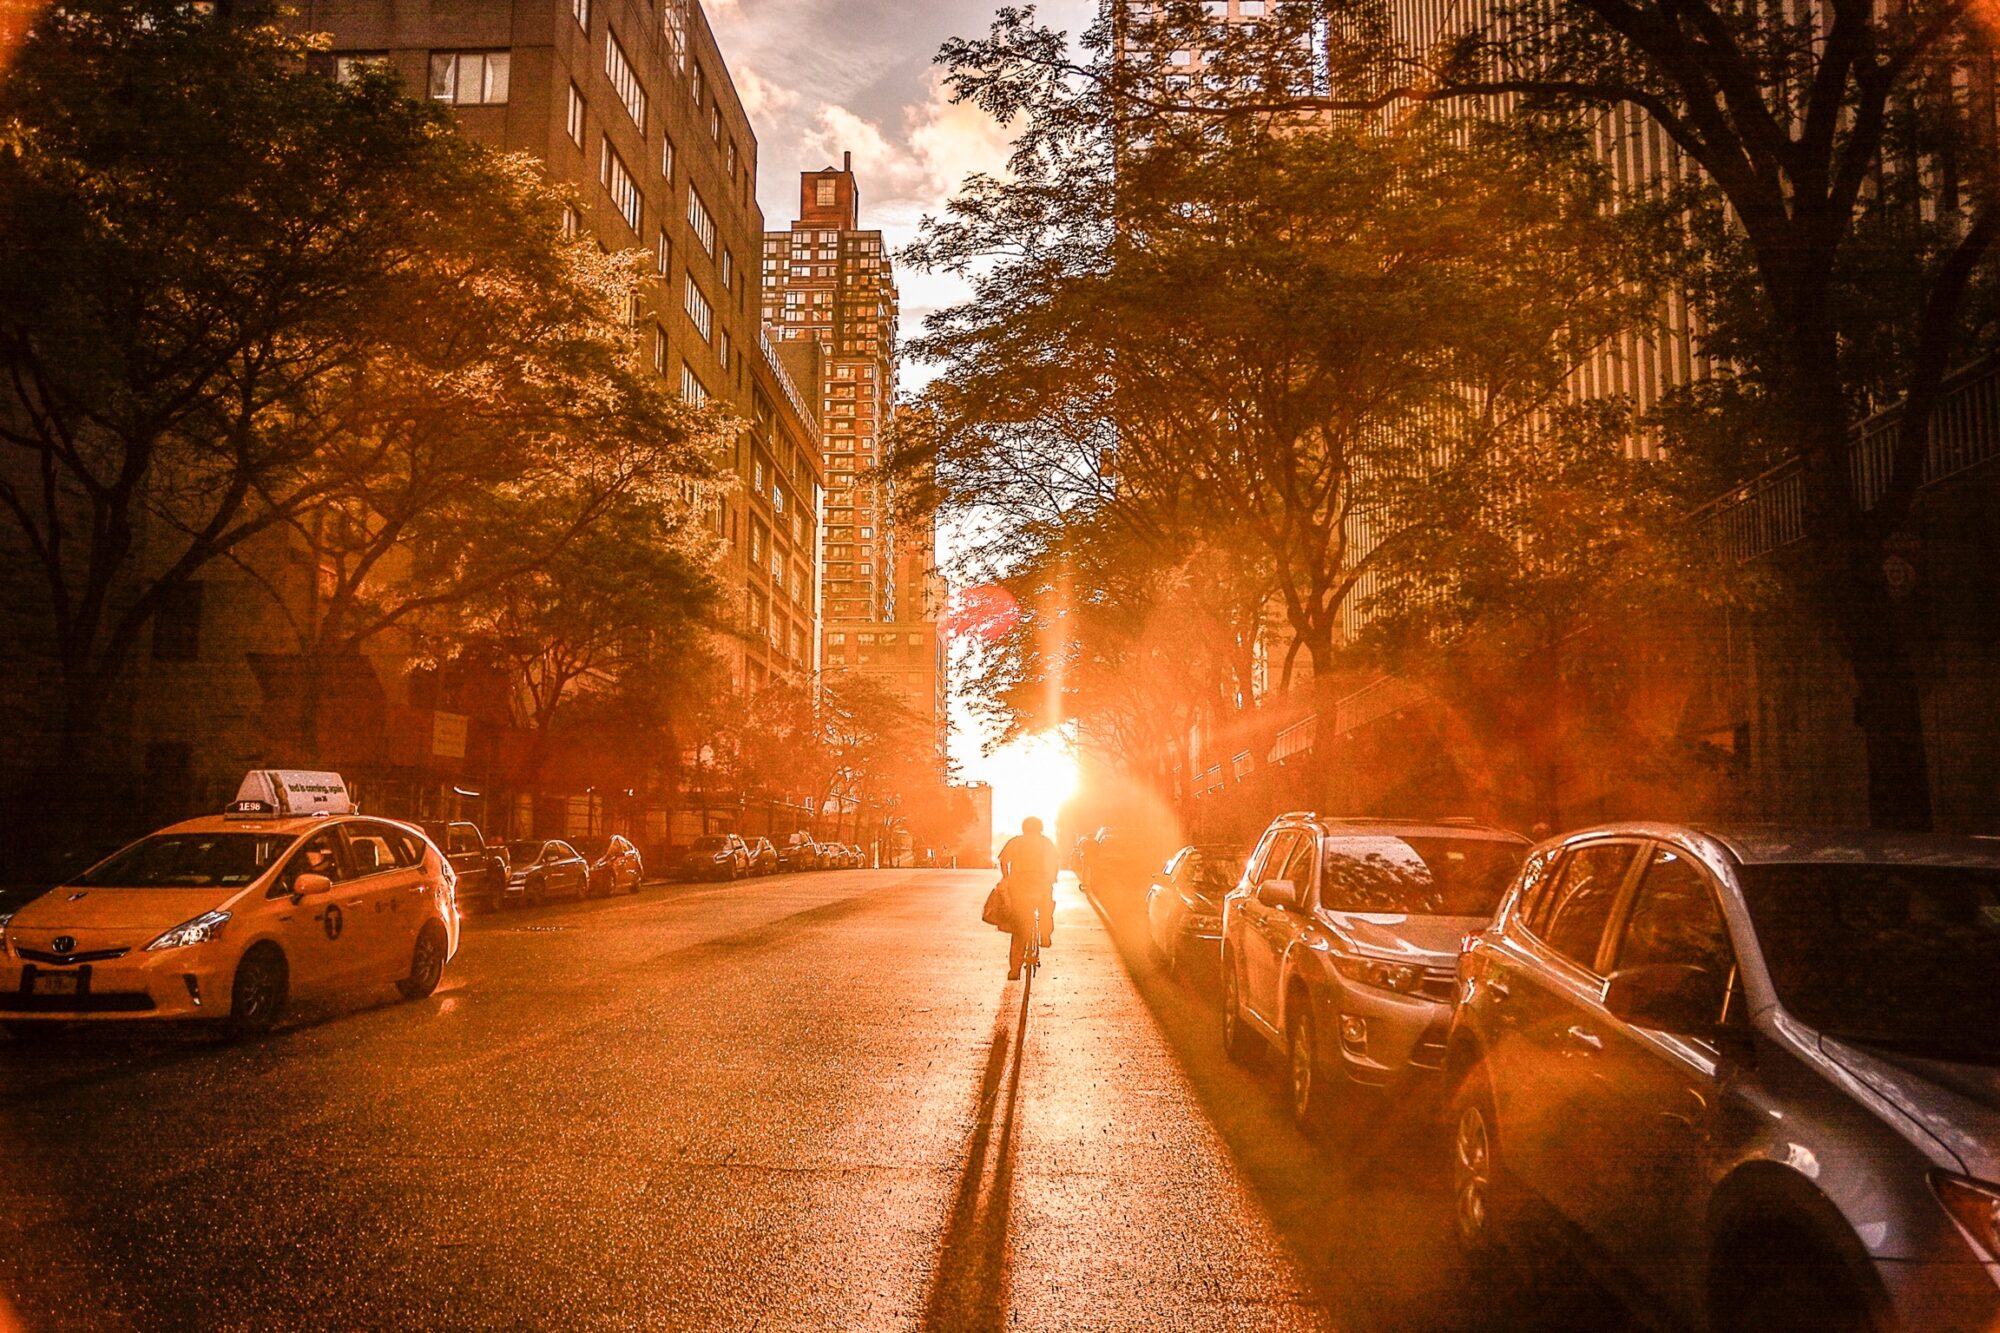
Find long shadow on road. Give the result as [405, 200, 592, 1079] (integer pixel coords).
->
[1084, 882, 1645, 1333]
[918, 973, 1033, 1333]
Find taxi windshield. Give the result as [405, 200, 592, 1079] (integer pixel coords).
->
[72, 832, 296, 889]
[1320, 836, 1525, 917]
[506, 841, 548, 864]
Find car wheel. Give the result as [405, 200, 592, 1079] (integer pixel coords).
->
[224, 945, 289, 1040]
[3, 1020, 69, 1044]
[397, 922, 449, 1001]
[1710, 1225, 1881, 1333]
[1449, 1069, 1518, 1271]
[1286, 1001, 1336, 1131]
[1221, 957, 1259, 1065]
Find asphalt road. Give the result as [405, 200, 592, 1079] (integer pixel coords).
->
[0, 870, 1636, 1332]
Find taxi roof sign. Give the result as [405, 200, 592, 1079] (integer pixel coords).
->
[227, 770, 353, 819]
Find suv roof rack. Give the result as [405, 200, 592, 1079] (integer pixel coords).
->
[1274, 810, 1319, 822]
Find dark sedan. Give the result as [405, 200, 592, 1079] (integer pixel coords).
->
[1144, 843, 1245, 978]
[504, 839, 590, 904]
[681, 834, 751, 881]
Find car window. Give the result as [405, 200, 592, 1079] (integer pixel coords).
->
[550, 842, 577, 860]
[354, 821, 424, 870]
[1275, 835, 1316, 899]
[342, 824, 401, 875]
[1614, 847, 1735, 1019]
[1246, 830, 1293, 888]
[506, 841, 546, 864]
[448, 826, 481, 855]
[75, 832, 295, 890]
[1533, 842, 1639, 972]
[274, 829, 348, 897]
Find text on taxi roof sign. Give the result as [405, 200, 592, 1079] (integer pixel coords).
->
[228, 770, 352, 818]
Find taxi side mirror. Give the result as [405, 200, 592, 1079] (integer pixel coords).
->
[293, 872, 333, 899]
[1257, 878, 1300, 910]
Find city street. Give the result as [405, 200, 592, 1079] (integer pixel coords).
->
[0, 870, 1633, 1332]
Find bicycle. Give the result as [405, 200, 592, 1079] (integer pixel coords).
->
[1023, 908, 1042, 980]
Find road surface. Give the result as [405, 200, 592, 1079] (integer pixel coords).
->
[0, 869, 1633, 1331]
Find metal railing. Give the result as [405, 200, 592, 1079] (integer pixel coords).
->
[1692, 357, 2000, 564]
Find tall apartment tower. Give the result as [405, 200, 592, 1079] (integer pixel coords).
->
[300, 0, 826, 696]
[764, 157, 946, 753]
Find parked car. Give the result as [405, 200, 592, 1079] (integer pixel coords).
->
[1447, 823, 2000, 1332]
[746, 836, 780, 876]
[1219, 812, 1528, 1130]
[683, 834, 751, 881]
[1079, 825, 1167, 895]
[420, 820, 511, 912]
[1145, 843, 1247, 978]
[504, 839, 590, 904]
[779, 833, 822, 871]
[581, 834, 644, 896]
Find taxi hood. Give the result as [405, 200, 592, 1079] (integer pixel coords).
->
[8, 885, 243, 933]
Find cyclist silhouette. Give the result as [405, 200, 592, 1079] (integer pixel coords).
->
[997, 816, 1058, 980]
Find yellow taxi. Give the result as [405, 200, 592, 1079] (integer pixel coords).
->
[0, 771, 460, 1041]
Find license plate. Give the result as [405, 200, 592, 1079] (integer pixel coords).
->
[31, 972, 80, 996]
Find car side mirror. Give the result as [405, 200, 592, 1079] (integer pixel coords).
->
[293, 872, 333, 900]
[1604, 964, 1724, 1038]
[1256, 878, 1299, 909]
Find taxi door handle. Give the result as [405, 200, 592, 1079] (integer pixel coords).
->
[1565, 1025, 1603, 1054]
[344, 898, 365, 909]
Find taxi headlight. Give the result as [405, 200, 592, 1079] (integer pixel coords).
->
[145, 909, 231, 952]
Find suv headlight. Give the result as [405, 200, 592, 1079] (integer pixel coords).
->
[1933, 1172, 2000, 1260]
[1333, 952, 1425, 995]
[145, 909, 231, 952]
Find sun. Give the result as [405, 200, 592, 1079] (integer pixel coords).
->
[972, 732, 1080, 855]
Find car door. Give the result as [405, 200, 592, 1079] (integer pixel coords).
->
[1240, 832, 1309, 1031]
[544, 841, 581, 897]
[268, 828, 362, 995]
[342, 821, 428, 977]
[1492, 839, 1645, 1218]
[1574, 843, 1747, 1301]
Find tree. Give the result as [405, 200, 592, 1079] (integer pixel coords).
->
[960, 0, 2000, 826]
[898, 12, 1665, 789]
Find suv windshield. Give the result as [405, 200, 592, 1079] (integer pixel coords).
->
[72, 832, 297, 889]
[1740, 863, 2000, 1064]
[1320, 836, 1525, 916]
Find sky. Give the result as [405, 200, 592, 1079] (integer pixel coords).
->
[708, 0, 1096, 815]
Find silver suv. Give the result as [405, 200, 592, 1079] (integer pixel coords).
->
[1219, 812, 1528, 1130]
[1448, 823, 2000, 1331]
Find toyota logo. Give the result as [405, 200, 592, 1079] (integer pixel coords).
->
[51, 936, 75, 955]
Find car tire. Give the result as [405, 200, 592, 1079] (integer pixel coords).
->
[1709, 1224, 1881, 1333]
[1449, 1068, 1520, 1274]
[224, 945, 289, 1041]
[1286, 1000, 1336, 1132]
[397, 922, 449, 1001]
[3, 1020, 69, 1044]
[1222, 957, 1260, 1065]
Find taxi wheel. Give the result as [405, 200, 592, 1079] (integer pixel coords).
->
[224, 945, 288, 1040]
[397, 923, 448, 1001]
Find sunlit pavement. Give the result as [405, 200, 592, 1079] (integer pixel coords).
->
[0, 870, 1630, 1331]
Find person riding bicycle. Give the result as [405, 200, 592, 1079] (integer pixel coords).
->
[997, 816, 1058, 980]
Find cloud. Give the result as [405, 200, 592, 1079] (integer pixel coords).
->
[802, 72, 1014, 216]
[734, 62, 798, 121]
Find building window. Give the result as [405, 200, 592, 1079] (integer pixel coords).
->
[726, 140, 738, 179]
[334, 52, 389, 84]
[652, 324, 669, 373]
[429, 51, 510, 104]
[151, 581, 203, 661]
[562, 205, 581, 238]
[604, 31, 645, 127]
[572, 0, 589, 28]
[600, 139, 640, 232]
[683, 275, 712, 341]
[691, 61, 705, 107]
[661, 134, 675, 181]
[566, 82, 586, 145]
[708, 103, 721, 143]
[720, 247, 734, 291]
[686, 188, 716, 255]
[664, 0, 687, 70]
[717, 328, 731, 371]
[816, 178, 836, 207]
[656, 229, 671, 276]
[680, 364, 706, 403]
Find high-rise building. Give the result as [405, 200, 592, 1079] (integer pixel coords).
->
[300, 0, 826, 694]
[764, 156, 947, 749]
